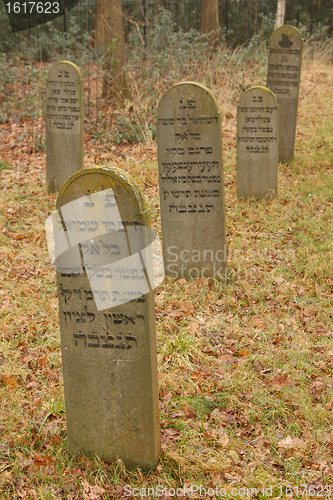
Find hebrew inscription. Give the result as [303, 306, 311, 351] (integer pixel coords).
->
[237, 87, 279, 199]
[46, 187, 164, 311]
[45, 61, 83, 192]
[266, 26, 303, 162]
[157, 83, 227, 279]
[46, 65, 81, 133]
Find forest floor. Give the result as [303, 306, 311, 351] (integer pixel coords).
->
[0, 49, 333, 499]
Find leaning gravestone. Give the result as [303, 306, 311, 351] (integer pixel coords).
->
[236, 86, 279, 198]
[52, 166, 160, 470]
[46, 61, 84, 192]
[266, 25, 303, 162]
[157, 82, 227, 279]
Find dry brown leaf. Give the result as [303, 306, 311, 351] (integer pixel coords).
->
[267, 373, 289, 391]
[50, 435, 61, 446]
[181, 405, 196, 419]
[2, 376, 18, 388]
[43, 419, 61, 435]
[236, 349, 249, 357]
[277, 435, 303, 449]
[187, 321, 199, 333]
[253, 319, 268, 330]
[303, 307, 317, 317]
[38, 355, 48, 368]
[14, 450, 33, 468]
[163, 392, 172, 402]
[209, 427, 229, 446]
[33, 453, 53, 468]
[161, 428, 182, 443]
[82, 479, 106, 500]
[219, 354, 233, 363]
[181, 301, 193, 314]
[210, 472, 224, 486]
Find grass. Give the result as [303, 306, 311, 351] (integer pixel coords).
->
[0, 38, 333, 499]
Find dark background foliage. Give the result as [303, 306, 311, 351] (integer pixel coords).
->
[0, 0, 332, 55]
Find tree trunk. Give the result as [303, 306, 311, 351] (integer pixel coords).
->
[274, 0, 286, 29]
[201, 0, 220, 46]
[94, 0, 127, 102]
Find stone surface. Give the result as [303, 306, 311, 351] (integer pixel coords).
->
[266, 25, 303, 162]
[55, 166, 160, 470]
[236, 86, 279, 199]
[156, 82, 227, 279]
[46, 61, 83, 192]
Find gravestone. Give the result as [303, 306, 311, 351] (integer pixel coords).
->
[156, 82, 227, 280]
[46, 61, 84, 192]
[266, 26, 303, 162]
[236, 86, 279, 199]
[53, 166, 160, 470]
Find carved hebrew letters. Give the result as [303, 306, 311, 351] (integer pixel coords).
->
[46, 67, 81, 132]
[266, 26, 303, 162]
[46, 61, 83, 192]
[236, 87, 279, 199]
[157, 83, 227, 278]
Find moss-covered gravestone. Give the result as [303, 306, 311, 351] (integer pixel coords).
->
[237, 86, 279, 199]
[46, 61, 83, 192]
[54, 166, 160, 470]
[266, 26, 303, 162]
[156, 82, 227, 280]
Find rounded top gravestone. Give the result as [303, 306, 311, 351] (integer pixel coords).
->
[46, 61, 84, 192]
[266, 26, 303, 162]
[57, 165, 147, 218]
[237, 86, 279, 199]
[54, 166, 160, 471]
[156, 82, 227, 280]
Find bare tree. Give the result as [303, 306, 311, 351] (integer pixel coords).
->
[201, 0, 220, 45]
[95, 0, 127, 101]
[274, 0, 286, 29]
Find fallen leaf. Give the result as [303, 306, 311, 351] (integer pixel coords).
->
[219, 354, 233, 363]
[267, 373, 289, 391]
[210, 472, 224, 486]
[236, 349, 249, 357]
[50, 436, 61, 446]
[38, 355, 47, 368]
[33, 453, 53, 468]
[161, 428, 182, 443]
[15, 450, 33, 468]
[82, 479, 106, 500]
[272, 335, 284, 345]
[277, 435, 303, 449]
[2, 376, 18, 388]
[253, 319, 268, 330]
[43, 420, 61, 435]
[163, 392, 172, 402]
[181, 405, 196, 419]
[208, 427, 229, 446]
[6, 438, 15, 448]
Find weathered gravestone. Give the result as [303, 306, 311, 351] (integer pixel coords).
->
[46, 61, 84, 192]
[156, 82, 227, 279]
[236, 86, 279, 199]
[52, 166, 160, 470]
[266, 26, 303, 162]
